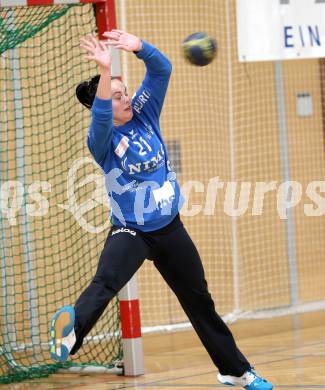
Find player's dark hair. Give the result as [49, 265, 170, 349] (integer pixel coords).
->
[76, 75, 118, 110]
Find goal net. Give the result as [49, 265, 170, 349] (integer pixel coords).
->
[0, 3, 122, 384]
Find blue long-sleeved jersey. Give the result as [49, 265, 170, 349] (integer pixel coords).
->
[87, 41, 184, 231]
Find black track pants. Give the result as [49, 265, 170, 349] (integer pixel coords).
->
[70, 215, 250, 376]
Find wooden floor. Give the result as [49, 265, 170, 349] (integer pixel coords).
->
[3, 310, 325, 389]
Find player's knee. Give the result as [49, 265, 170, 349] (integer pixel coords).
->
[186, 286, 215, 307]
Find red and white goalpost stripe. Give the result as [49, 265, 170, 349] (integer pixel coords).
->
[0, 0, 144, 376]
[119, 275, 144, 376]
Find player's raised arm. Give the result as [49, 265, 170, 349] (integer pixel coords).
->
[79, 35, 113, 168]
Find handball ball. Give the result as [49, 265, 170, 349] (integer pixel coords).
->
[182, 32, 217, 66]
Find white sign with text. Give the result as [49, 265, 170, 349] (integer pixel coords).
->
[236, 0, 325, 62]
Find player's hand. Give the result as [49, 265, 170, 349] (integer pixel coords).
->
[103, 30, 142, 52]
[80, 35, 111, 71]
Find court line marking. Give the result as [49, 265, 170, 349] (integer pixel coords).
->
[25, 348, 325, 390]
[245, 338, 325, 358]
[22, 337, 325, 388]
[147, 337, 325, 360]
[108, 350, 325, 389]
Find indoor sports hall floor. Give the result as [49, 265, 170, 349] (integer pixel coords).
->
[2, 310, 325, 389]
